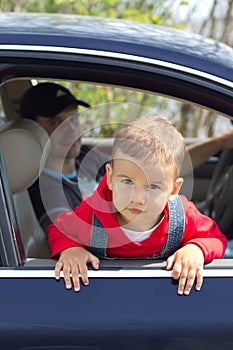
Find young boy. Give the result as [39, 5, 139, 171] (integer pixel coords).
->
[48, 117, 227, 295]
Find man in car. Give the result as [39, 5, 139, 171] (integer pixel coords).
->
[20, 82, 110, 233]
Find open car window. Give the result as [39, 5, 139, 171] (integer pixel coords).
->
[0, 78, 232, 264]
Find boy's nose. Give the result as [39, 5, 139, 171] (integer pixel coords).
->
[131, 189, 147, 205]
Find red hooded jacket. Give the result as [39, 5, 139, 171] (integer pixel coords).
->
[48, 175, 227, 263]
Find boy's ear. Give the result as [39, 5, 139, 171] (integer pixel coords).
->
[106, 163, 113, 190]
[168, 177, 184, 202]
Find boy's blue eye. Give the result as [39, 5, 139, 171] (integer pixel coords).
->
[121, 178, 133, 185]
[149, 184, 159, 190]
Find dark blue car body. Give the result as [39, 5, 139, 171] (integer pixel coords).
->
[0, 13, 232, 350]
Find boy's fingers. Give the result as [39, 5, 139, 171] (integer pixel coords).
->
[195, 268, 203, 291]
[70, 266, 81, 292]
[79, 262, 89, 286]
[89, 254, 100, 270]
[166, 254, 175, 270]
[55, 260, 63, 280]
[172, 261, 182, 280]
[178, 267, 203, 295]
[177, 271, 188, 295]
[63, 263, 73, 290]
[183, 269, 196, 295]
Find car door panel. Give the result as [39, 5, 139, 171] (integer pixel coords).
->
[0, 270, 232, 350]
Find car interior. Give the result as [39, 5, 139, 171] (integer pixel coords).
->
[0, 77, 232, 265]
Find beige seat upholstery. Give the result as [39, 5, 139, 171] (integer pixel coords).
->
[0, 119, 51, 258]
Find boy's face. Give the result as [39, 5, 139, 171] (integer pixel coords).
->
[106, 154, 183, 231]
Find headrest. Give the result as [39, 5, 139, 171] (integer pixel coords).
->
[0, 119, 50, 194]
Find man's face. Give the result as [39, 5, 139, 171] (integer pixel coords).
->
[36, 104, 82, 160]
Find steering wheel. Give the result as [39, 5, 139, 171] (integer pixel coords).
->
[203, 148, 233, 238]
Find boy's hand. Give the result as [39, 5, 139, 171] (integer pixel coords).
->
[55, 246, 100, 292]
[166, 244, 204, 295]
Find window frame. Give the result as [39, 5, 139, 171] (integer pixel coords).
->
[0, 46, 233, 266]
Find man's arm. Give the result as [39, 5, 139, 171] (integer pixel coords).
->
[187, 129, 233, 169]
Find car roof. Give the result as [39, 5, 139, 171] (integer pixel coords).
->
[0, 12, 233, 82]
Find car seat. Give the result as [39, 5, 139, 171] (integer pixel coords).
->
[0, 118, 51, 259]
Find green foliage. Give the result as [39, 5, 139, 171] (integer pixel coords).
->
[49, 80, 187, 138]
[0, 0, 189, 26]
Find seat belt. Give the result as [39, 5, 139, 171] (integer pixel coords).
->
[90, 195, 185, 260]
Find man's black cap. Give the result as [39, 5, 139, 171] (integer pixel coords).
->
[20, 82, 90, 120]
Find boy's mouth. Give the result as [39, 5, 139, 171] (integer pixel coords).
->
[128, 208, 143, 214]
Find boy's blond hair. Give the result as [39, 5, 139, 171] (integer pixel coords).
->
[112, 116, 185, 175]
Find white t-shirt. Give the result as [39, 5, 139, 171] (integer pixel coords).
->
[121, 216, 164, 244]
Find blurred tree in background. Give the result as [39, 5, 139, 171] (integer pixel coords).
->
[0, 0, 232, 137]
[0, 0, 185, 25]
[1, 0, 232, 41]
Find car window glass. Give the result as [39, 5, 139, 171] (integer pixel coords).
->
[9, 79, 231, 261]
[42, 80, 232, 140]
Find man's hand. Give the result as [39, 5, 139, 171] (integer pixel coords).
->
[166, 244, 204, 295]
[55, 246, 100, 292]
